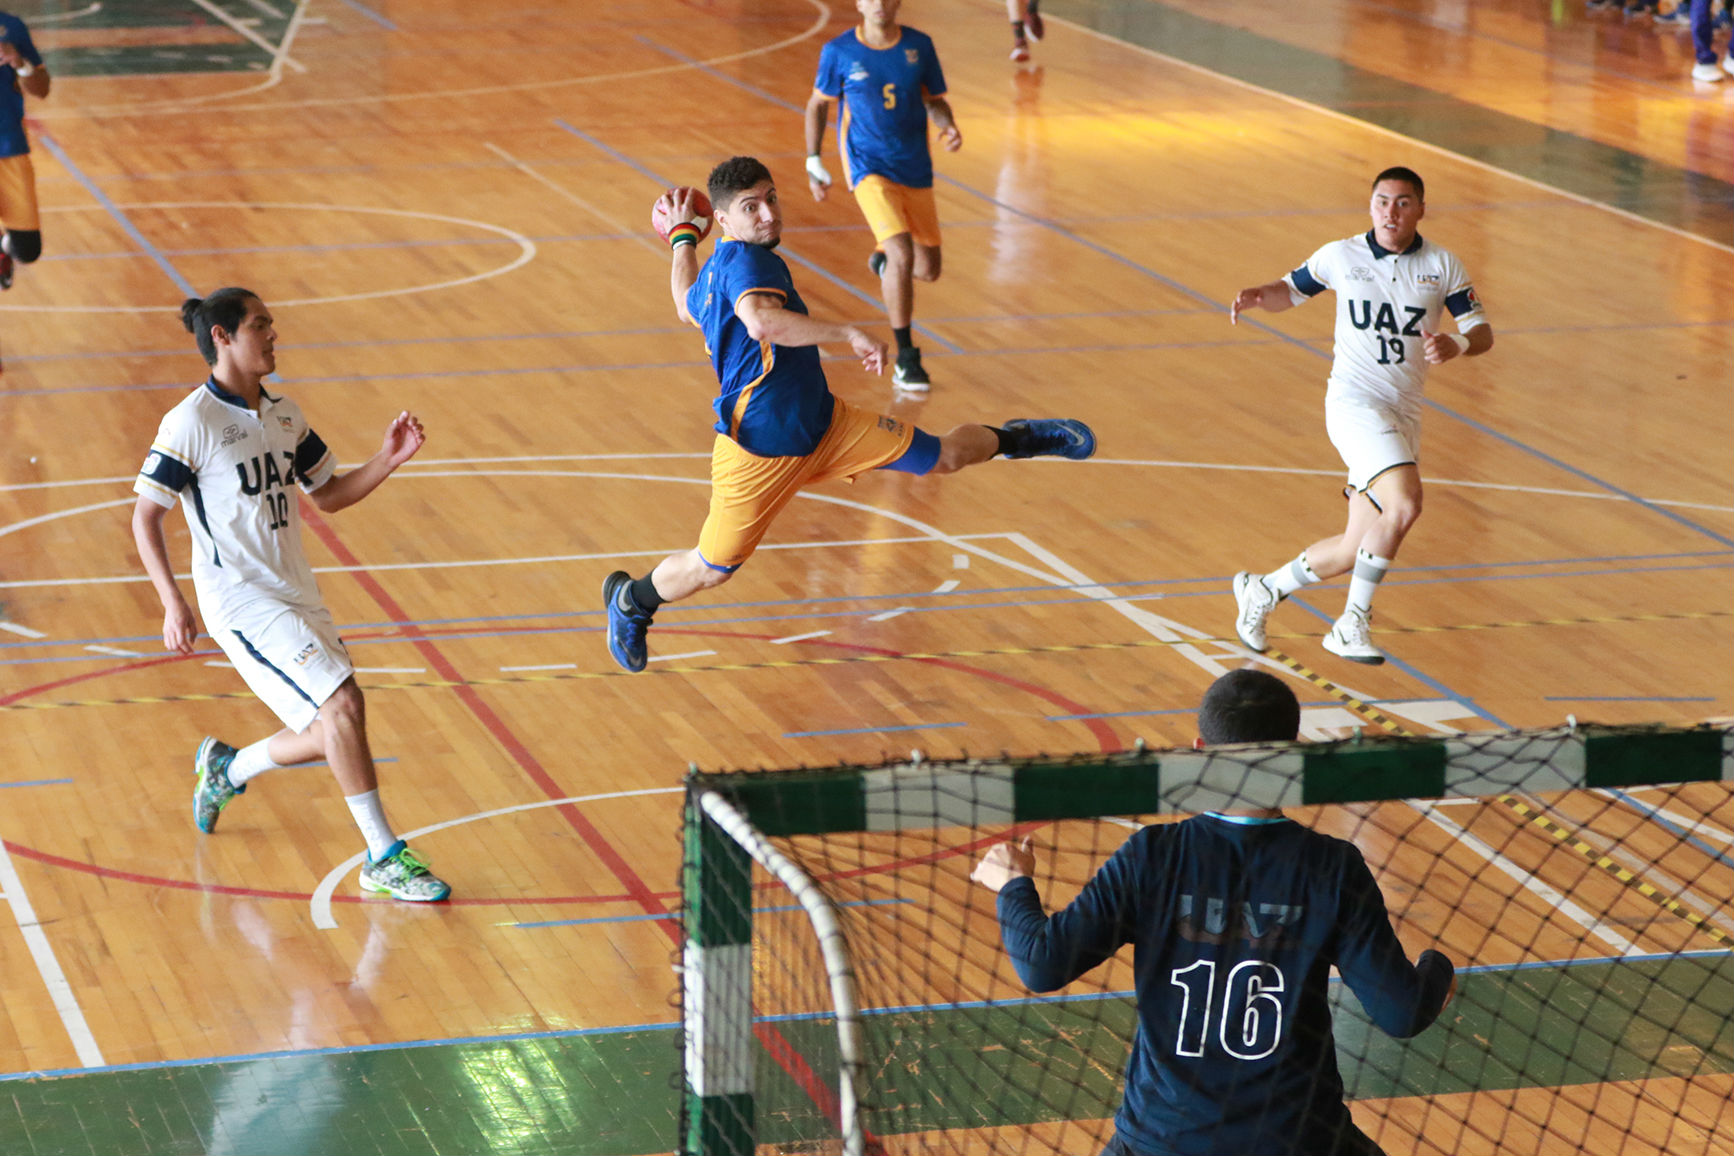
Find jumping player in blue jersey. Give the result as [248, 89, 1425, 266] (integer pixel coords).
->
[804, 0, 961, 391]
[600, 156, 1096, 673]
[973, 668, 1457, 1156]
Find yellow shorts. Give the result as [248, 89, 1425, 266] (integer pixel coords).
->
[0, 153, 39, 232]
[853, 174, 941, 248]
[698, 397, 917, 569]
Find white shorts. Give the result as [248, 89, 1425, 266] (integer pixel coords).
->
[1325, 398, 1420, 493]
[211, 601, 353, 733]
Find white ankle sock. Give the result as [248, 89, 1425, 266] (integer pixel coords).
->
[227, 739, 282, 786]
[344, 790, 399, 860]
[1264, 552, 1320, 599]
[1345, 549, 1391, 616]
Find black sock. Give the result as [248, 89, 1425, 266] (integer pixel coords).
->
[988, 425, 1018, 457]
[893, 326, 913, 354]
[1011, 20, 1025, 38]
[629, 574, 664, 615]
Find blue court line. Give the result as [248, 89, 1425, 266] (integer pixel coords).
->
[553, 95, 964, 356]
[11, 549, 1716, 652]
[1287, 595, 1511, 729]
[784, 721, 969, 738]
[334, 0, 396, 30]
[34, 134, 198, 298]
[516, 897, 911, 930]
[1544, 696, 1716, 703]
[1607, 790, 1734, 874]
[4, 943, 1725, 1085]
[5, 558, 1730, 670]
[0, 778, 73, 788]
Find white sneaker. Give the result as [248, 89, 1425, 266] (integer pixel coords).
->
[1231, 571, 1277, 652]
[1323, 608, 1385, 665]
[1724, 55, 1734, 75]
[1691, 61, 1726, 82]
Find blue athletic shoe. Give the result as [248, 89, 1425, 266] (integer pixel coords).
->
[603, 570, 652, 672]
[1000, 418, 1097, 461]
[193, 736, 245, 834]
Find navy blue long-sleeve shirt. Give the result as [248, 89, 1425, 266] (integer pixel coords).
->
[996, 814, 1454, 1156]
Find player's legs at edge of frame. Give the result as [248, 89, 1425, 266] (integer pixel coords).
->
[602, 416, 1097, 672]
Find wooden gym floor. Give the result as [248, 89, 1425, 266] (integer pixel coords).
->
[0, 0, 1730, 1152]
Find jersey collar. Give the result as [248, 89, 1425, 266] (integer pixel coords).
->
[853, 25, 903, 50]
[203, 376, 279, 410]
[1364, 230, 1425, 259]
[1205, 812, 1292, 826]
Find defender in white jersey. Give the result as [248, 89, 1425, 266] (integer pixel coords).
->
[131, 288, 450, 902]
[1227, 168, 1494, 664]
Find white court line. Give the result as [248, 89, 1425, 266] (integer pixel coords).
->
[868, 609, 911, 622]
[0, 839, 105, 1065]
[772, 631, 831, 645]
[649, 650, 716, 663]
[186, 0, 306, 72]
[0, 622, 47, 638]
[499, 663, 576, 672]
[310, 786, 684, 929]
[205, 661, 236, 669]
[485, 143, 664, 258]
[84, 645, 145, 658]
[30, 2, 101, 22]
[933, 579, 961, 594]
[1412, 800, 1640, 957]
[952, 554, 969, 569]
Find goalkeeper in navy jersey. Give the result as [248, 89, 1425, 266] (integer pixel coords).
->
[972, 669, 1456, 1156]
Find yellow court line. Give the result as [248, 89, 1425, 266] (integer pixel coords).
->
[3, 606, 1725, 713]
[1495, 795, 1733, 951]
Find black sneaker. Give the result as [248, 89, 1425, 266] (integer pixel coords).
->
[1000, 418, 1096, 460]
[867, 250, 887, 278]
[1025, 0, 1044, 40]
[0, 251, 13, 291]
[892, 347, 930, 391]
[602, 570, 652, 672]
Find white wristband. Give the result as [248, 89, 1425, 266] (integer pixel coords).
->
[804, 154, 831, 186]
[14, 61, 34, 78]
[1448, 333, 1471, 354]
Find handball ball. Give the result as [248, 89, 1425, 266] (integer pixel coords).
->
[652, 187, 714, 242]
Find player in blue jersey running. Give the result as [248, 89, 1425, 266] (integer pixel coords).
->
[804, 0, 961, 391]
[600, 156, 1095, 673]
[973, 668, 1457, 1156]
[0, 10, 50, 298]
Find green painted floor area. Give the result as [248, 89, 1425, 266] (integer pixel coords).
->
[5, 954, 1730, 1155]
[25, 0, 281, 77]
[1046, 0, 1734, 245]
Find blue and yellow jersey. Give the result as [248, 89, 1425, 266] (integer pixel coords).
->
[686, 238, 834, 458]
[0, 11, 42, 158]
[812, 26, 947, 190]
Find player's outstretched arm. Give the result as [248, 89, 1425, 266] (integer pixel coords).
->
[307, 411, 426, 514]
[131, 497, 199, 655]
[803, 92, 834, 201]
[1230, 280, 1298, 324]
[0, 40, 48, 99]
[735, 293, 886, 375]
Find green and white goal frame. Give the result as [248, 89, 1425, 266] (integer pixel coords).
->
[677, 722, 1734, 1156]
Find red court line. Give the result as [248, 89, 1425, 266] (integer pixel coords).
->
[298, 500, 671, 918]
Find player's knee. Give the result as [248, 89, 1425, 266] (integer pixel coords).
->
[696, 565, 736, 590]
[322, 680, 366, 729]
[912, 248, 941, 282]
[1384, 495, 1422, 534]
[6, 230, 41, 263]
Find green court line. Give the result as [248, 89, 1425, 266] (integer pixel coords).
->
[3, 955, 1729, 1155]
[1044, 0, 1734, 246]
